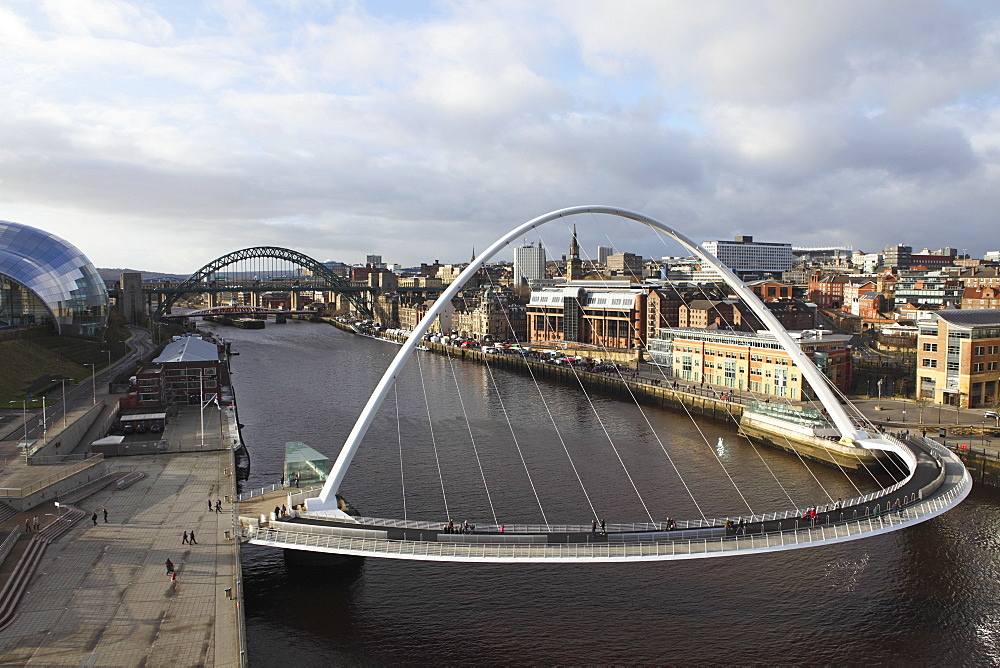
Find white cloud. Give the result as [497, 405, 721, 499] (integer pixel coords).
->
[0, 0, 998, 272]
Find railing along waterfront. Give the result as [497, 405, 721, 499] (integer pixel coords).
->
[0, 455, 105, 499]
[247, 469, 969, 561]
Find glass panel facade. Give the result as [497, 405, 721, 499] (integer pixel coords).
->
[0, 221, 108, 338]
[284, 441, 331, 484]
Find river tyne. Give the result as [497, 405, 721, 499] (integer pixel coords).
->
[217, 319, 1000, 665]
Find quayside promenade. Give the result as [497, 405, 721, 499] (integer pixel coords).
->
[0, 399, 243, 666]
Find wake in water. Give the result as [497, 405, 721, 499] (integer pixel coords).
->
[823, 553, 870, 592]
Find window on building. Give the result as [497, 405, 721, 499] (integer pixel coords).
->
[991, 346, 999, 355]
[681, 355, 693, 380]
[922, 342, 938, 352]
[975, 346, 986, 355]
[922, 358, 938, 367]
[989, 362, 998, 371]
[973, 363, 984, 372]
[724, 361, 737, 388]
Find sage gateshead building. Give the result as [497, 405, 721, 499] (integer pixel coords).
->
[0, 220, 109, 338]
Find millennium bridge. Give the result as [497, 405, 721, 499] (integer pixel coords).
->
[236, 206, 970, 562]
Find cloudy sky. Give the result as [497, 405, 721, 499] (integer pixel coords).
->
[2, 0, 998, 272]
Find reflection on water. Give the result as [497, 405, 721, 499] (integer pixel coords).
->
[222, 320, 1000, 665]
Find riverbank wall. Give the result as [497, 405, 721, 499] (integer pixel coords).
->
[948, 446, 1000, 488]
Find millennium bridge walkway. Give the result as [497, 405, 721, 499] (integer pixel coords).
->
[237, 435, 969, 563]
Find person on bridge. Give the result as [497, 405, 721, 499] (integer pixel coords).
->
[591, 519, 597, 536]
[600, 518, 606, 535]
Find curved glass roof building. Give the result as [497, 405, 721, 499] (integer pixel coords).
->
[0, 220, 109, 338]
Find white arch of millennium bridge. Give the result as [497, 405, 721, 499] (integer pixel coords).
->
[241, 206, 971, 562]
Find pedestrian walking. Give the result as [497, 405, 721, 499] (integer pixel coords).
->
[165, 558, 174, 575]
[91, 512, 98, 526]
[189, 530, 197, 545]
[600, 518, 606, 535]
[208, 498, 213, 511]
[32, 515, 39, 531]
[103, 508, 108, 523]
[294, 472, 300, 488]
[182, 531, 189, 545]
[215, 499, 222, 513]
[591, 519, 597, 536]
[24, 518, 31, 533]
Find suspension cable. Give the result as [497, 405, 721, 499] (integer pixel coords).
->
[550, 222, 749, 516]
[394, 383, 407, 522]
[415, 345, 449, 518]
[634, 218, 897, 496]
[440, 343, 499, 525]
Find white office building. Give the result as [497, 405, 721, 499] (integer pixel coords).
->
[702, 235, 793, 277]
[513, 243, 547, 286]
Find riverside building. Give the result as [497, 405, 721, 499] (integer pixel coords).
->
[917, 310, 1000, 408]
[646, 328, 852, 400]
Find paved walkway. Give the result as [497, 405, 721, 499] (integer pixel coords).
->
[0, 450, 241, 666]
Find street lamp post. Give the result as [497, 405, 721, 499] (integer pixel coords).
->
[902, 409, 906, 423]
[101, 348, 112, 370]
[60, 378, 75, 428]
[876, 378, 883, 410]
[8, 398, 30, 445]
[85, 363, 96, 405]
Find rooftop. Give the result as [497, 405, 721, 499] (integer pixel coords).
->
[153, 336, 220, 364]
[935, 309, 1000, 327]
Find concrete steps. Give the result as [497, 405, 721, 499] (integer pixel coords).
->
[0, 505, 85, 631]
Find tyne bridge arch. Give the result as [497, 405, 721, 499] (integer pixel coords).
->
[150, 246, 374, 320]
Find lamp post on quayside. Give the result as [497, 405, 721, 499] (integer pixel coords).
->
[60, 378, 75, 428]
[101, 348, 112, 370]
[876, 377, 883, 410]
[8, 398, 30, 446]
[84, 363, 96, 405]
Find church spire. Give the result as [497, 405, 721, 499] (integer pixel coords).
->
[568, 224, 583, 280]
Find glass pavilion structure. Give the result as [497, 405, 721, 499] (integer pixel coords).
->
[0, 220, 109, 338]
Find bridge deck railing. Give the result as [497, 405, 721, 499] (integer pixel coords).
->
[248, 464, 970, 560]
